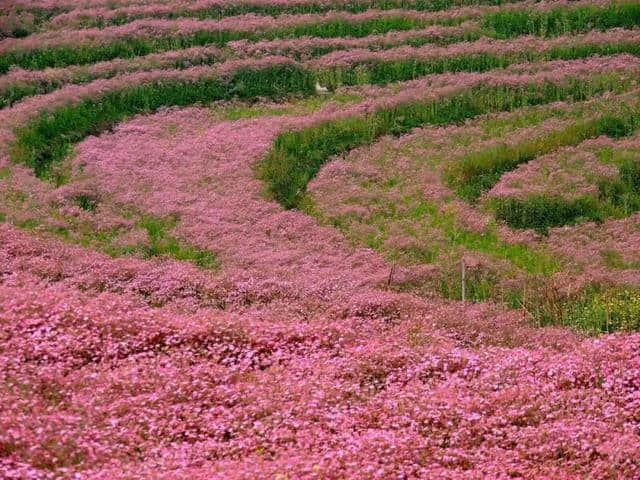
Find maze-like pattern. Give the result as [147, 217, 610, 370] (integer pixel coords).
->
[1, 1, 640, 478]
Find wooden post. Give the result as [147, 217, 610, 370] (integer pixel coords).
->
[387, 263, 396, 286]
[461, 258, 466, 302]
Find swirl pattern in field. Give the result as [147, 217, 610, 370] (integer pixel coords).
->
[1, 0, 640, 478]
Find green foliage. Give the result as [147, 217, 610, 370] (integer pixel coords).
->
[0, 32, 234, 73]
[5, 0, 520, 34]
[114, 0, 520, 21]
[318, 53, 512, 88]
[4, 30, 640, 109]
[11, 64, 315, 181]
[489, 195, 604, 234]
[0, 83, 42, 109]
[0, 7, 67, 38]
[487, 139, 640, 234]
[0, 54, 226, 108]
[74, 195, 98, 212]
[483, 1, 640, 38]
[600, 249, 640, 270]
[5, 2, 640, 74]
[124, 216, 219, 270]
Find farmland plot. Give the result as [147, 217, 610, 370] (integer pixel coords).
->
[1, 0, 640, 478]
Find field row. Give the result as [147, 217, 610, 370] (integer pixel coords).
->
[1, 0, 637, 73]
[3, 53, 640, 331]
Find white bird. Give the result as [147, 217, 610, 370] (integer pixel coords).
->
[315, 81, 329, 95]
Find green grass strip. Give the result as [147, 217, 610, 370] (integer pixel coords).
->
[118, 215, 218, 270]
[447, 102, 640, 201]
[561, 288, 640, 333]
[260, 74, 633, 209]
[489, 195, 604, 234]
[482, 1, 640, 38]
[11, 64, 315, 182]
[3, 39, 637, 109]
[96, 0, 522, 21]
[0, 7, 68, 39]
[317, 42, 640, 88]
[0, 53, 225, 109]
[408, 200, 560, 275]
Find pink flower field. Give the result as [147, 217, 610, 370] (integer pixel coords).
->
[1, 0, 640, 478]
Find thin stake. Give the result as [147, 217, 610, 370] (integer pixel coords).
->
[461, 258, 466, 302]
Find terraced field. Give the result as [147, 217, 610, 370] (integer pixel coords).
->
[1, 0, 640, 478]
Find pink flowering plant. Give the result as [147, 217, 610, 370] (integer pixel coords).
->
[1, 0, 640, 478]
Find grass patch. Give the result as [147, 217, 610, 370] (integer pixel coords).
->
[114, 216, 219, 270]
[216, 92, 362, 121]
[490, 195, 603, 234]
[5, 0, 524, 36]
[0, 53, 225, 109]
[406, 201, 559, 274]
[10, 63, 315, 182]
[601, 250, 640, 270]
[560, 288, 640, 333]
[0, 7, 68, 38]
[5, 24, 640, 108]
[51, 0, 524, 28]
[0, 83, 45, 109]
[74, 194, 98, 212]
[300, 30, 482, 60]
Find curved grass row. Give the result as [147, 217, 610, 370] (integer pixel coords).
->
[0, 7, 67, 39]
[259, 73, 636, 209]
[482, 1, 640, 38]
[48, 0, 523, 29]
[0, 24, 477, 109]
[9, 58, 639, 187]
[61, 0, 640, 35]
[447, 101, 640, 201]
[0, 48, 226, 109]
[489, 149, 640, 233]
[250, 25, 481, 61]
[10, 63, 315, 183]
[441, 96, 640, 233]
[2, 2, 639, 74]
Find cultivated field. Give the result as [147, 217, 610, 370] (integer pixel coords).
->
[1, 0, 640, 478]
